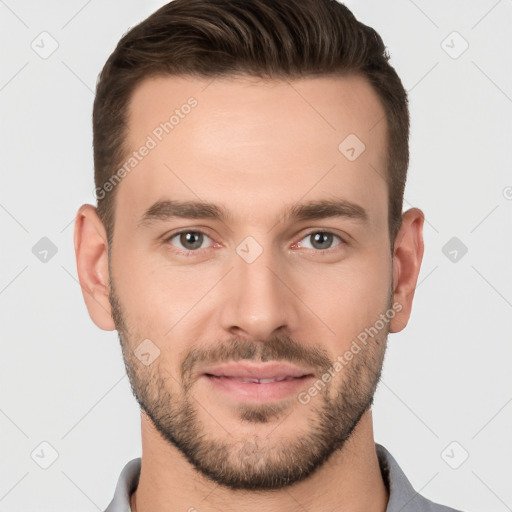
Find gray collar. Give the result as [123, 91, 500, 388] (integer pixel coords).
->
[104, 443, 462, 512]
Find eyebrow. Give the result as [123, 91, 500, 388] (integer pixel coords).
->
[137, 198, 369, 228]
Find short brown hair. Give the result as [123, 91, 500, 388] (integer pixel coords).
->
[93, 0, 409, 248]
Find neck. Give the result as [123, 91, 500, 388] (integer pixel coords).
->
[130, 409, 388, 512]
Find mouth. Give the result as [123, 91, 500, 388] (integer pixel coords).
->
[205, 374, 310, 384]
[202, 361, 314, 380]
[201, 362, 315, 402]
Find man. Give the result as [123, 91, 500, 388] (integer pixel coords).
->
[74, 0, 462, 510]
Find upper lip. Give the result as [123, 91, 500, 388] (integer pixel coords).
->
[203, 362, 314, 380]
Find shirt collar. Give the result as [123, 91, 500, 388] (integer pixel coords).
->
[104, 443, 458, 512]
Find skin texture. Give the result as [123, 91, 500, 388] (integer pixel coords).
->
[74, 74, 424, 512]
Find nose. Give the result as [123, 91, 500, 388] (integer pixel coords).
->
[218, 242, 300, 342]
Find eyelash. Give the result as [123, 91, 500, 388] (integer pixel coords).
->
[164, 229, 346, 257]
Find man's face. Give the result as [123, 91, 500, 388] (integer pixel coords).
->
[109, 74, 393, 490]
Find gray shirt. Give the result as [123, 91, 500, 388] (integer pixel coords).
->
[104, 443, 463, 511]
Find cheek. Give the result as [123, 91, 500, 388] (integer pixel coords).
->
[300, 251, 391, 339]
[114, 243, 196, 309]
[114, 257, 198, 380]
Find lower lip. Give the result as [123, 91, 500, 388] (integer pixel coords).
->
[203, 375, 314, 402]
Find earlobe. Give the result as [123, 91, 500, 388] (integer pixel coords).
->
[73, 204, 116, 331]
[389, 207, 425, 333]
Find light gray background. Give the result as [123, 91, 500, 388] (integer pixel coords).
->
[1, 1, 511, 510]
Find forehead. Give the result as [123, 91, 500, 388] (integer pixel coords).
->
[118, 74, 389, 232]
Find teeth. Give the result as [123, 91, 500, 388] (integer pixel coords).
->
[231, 376, 291, 383]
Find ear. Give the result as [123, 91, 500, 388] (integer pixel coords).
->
[389, 207, 425, 333]
[73, 204, 115, 331]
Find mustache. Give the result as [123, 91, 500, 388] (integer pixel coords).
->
[180, 334, 332, 384]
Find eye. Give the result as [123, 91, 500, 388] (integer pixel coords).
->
[166, 230, 213, 254]
[296, 231, 343, 251]
[164, 229, 345, 256]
